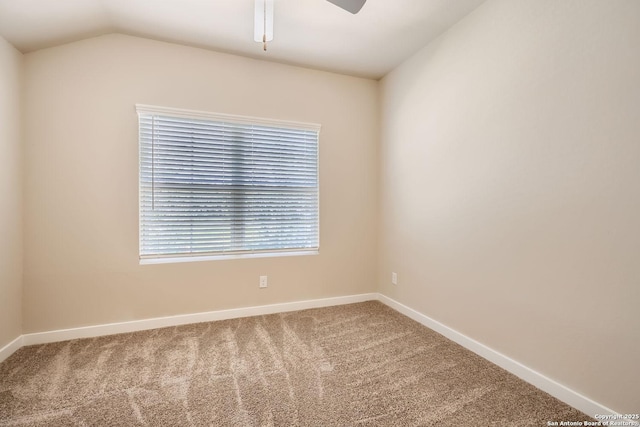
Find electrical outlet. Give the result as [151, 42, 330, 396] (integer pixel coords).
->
[259, 275, 268, 288]
[391, 272, 398, 285]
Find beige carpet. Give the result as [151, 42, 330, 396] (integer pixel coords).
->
[0, 301, 588, 426]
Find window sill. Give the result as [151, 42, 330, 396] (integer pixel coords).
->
[140, 250, 319, 265]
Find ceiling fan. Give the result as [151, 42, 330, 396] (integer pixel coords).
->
[254, 0, 367, 51]
[326, 0, 367, 14]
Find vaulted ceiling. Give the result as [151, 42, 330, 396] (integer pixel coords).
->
[0, 0, 485, 79]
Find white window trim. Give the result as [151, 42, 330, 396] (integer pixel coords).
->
[136, 104, 321, 264]
[136, 104, 321, 132]
[140, 250, 319, 265]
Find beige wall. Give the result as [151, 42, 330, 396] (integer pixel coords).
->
[13, 2, 640, 413]
[0, 36, 23, 349]
[23, 34, 378, 333]
[379, 0, 639, 414]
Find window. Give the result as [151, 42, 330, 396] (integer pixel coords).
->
[137, 105, 320, 263]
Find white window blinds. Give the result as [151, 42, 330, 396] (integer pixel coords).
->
[137, 105, 320, 260]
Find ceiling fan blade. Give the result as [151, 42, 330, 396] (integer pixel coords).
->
[326, 0, 367, 14]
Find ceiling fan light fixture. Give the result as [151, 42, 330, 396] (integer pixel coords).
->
[254, 0, 274, 45]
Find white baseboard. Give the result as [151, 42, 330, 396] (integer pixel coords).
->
[377, 293, 621, 419]
[0, 335, 23, 363]
[1, 291, 622, 421]
[22, 293, 377, 346]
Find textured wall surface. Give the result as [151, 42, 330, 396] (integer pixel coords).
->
[0, 36, 23, 350]
[379, 0, 640, 413]
[23, 34, 378, 333]
[9, 0, 640, 414]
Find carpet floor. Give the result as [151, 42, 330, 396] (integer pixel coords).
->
[0, 301, 588, 426]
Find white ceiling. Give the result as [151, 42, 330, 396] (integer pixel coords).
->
[0, 0, 485, 79]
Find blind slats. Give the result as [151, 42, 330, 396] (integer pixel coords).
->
[138, 107, 319, 259]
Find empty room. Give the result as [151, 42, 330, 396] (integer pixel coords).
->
[0, 0, 638, 425]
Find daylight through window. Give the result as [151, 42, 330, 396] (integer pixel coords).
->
[137, 105, 320, 262]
